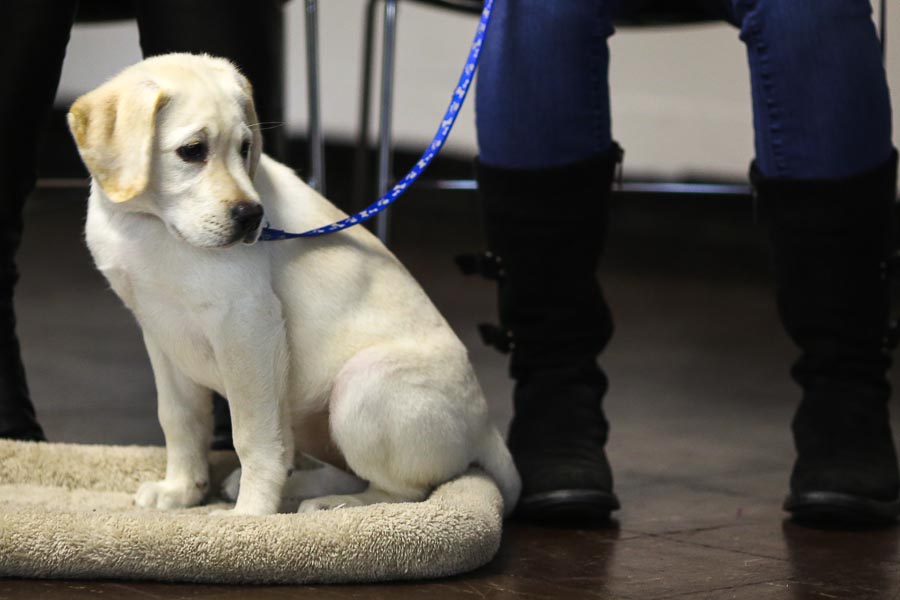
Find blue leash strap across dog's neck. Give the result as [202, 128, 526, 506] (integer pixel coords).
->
[259, 0, 493, 241]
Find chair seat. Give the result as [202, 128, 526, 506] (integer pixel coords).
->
[408, 0, 482, 15]
[74, 0, 289, 24]
[75, 0, 136, 23]
[407, 0, 735, 26]
[616, 0, 734, 26]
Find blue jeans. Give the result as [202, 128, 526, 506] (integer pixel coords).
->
[475, 0, 893, 180]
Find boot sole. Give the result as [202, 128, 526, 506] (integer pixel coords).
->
[516, 489, 620, 525]
[784, 491, 900, 528]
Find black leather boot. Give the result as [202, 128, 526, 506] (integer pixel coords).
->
[753, 151, 900, 527]
[460, 145, 622, 523]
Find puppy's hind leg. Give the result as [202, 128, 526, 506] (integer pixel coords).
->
[297, 484, 426, 513]
[297, 346, 479, 513]
[223, 454, 366, 504]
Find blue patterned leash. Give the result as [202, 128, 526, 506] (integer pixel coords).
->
[259, 0, 493, 241]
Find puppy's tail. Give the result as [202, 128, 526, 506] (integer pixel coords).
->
[478, 428, 522, 517]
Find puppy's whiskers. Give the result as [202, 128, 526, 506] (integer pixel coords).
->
[249, 121, 286, 132]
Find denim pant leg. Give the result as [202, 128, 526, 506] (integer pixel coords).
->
[475, 0, 617, 170]
[730, 0, 893, 179]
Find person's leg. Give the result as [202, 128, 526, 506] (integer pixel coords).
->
[733, 0, 892, 179]
[470, 0, 621, 522]
[135, 0, 287, 450]
[0, 0, 78, 440]
[134, 0, 286, 161]
[476, 0, 615, 169]
[733, 0, 899, 525]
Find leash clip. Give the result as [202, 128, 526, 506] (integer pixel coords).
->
[885, 320, 900, 351]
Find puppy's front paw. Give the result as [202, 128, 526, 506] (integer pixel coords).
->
[135, 479, 207, 510]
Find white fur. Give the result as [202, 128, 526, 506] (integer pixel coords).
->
[71, 54, 520, 517]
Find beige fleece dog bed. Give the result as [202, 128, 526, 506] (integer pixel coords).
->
[0, 440, 504, 584]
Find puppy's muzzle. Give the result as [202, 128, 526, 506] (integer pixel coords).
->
[231, 201, 264, 243]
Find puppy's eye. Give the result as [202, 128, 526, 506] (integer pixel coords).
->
[240, 140, 251, 159]
[176, 142, 208, 163]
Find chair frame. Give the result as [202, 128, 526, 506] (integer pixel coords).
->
[305, 0, 326, 194]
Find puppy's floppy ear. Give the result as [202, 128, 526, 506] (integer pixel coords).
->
[235, 73, 263, 179]
[67, 79, 168, 203]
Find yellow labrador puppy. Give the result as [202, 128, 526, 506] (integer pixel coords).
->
[68, 53, 520, 516]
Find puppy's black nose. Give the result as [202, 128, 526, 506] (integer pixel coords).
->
[231, 201, 264, 234]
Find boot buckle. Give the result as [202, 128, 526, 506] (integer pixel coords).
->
[478, 323, 515, 353]
[886, 320, 900, 351]
[455, 251, 505, 281]
[886, 252, 900, 281]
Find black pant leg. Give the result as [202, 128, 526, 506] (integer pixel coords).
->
[0, 0, 78, 440]
[134, 0, 287, 160]
[135, 0, 287, 450]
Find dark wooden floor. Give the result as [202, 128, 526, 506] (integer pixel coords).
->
[3, 185, 899, 599]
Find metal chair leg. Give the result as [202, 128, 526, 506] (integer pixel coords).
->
[353, 0, 379, 210]
[375, 0, 398, 245]
[305, 0, 325, 194]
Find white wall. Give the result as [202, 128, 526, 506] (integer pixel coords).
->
[57, 1, 899, 179]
